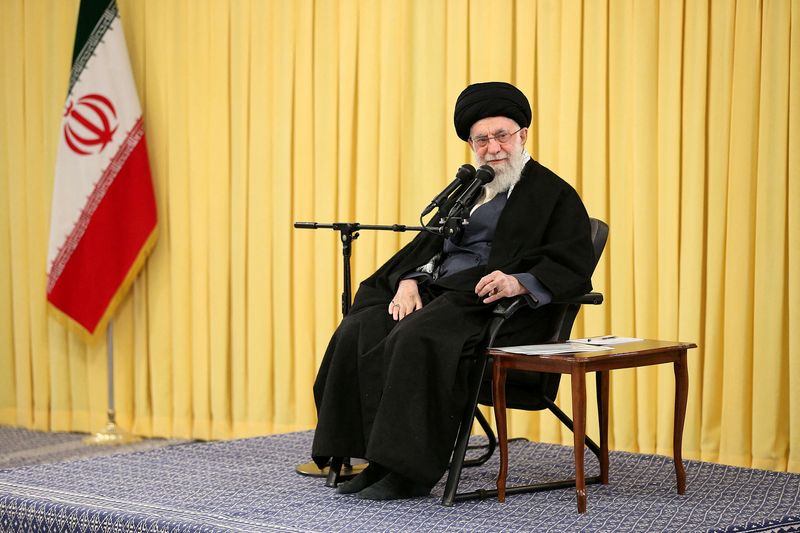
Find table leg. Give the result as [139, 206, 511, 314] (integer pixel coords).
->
[493, 359, 509, 502]
[596, 370, 609, 484]
[673, 351, 688, 494]
[571, 369, 587, 513]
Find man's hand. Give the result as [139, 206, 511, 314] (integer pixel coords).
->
[389, 279, 424, 321]
[475, 270, 530, 304]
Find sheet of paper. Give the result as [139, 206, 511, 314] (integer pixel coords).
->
[493, 342, 613, 355]
[568, 336, 643, 345]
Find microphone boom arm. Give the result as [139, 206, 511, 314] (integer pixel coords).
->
[294, 221, 435, 316]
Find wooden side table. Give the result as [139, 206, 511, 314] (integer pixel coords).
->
[488, 339, 697, 513]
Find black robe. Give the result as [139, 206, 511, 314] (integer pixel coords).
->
[311, 159, 595, 487]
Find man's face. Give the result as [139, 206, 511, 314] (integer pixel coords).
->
[468, 116, 528, 191]
[468, 116, 527, 170]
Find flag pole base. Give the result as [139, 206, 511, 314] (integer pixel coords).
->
[83, 411, 141, 446]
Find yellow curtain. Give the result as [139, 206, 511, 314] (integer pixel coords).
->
[1, 0, 797, 473]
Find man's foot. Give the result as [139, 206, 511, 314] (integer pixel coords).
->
[335, 463, 389, 494]
[354, 472, 431, 500]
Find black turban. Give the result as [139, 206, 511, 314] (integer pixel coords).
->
[453, 82, 532, 141]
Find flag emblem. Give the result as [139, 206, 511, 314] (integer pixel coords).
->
[63, 93, 119, 155]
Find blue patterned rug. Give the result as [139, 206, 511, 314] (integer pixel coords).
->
[0, 426, 185, 469]
[1, 430, 798, 532]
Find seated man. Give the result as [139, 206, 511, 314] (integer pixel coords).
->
[311, 81, 595, 500]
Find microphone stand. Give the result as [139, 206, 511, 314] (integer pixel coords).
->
[292, 221, 434, 486]
[294, 222, 428, 315]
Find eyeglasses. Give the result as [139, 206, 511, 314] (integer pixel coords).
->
[469, 128, 523, 148]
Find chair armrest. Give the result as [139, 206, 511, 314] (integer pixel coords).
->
[491, 296, 528, 319]
[493, 292, 604, 318]
[486, 296, 528, 347]
[552, 292, 604, 306]
[487, 292, 604, 348]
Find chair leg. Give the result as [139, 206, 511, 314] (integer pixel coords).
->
[441, 355, 489, 506]
[463, 408, 496, 467]
[445, 379, 607, 505]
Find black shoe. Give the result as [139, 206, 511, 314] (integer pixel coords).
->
[336, 463, 389, 494]
[354, 472, 431, 500]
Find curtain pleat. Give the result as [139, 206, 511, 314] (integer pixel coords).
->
[0, 0, 797, 473]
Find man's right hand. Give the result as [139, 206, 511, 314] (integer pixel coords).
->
[388, 279, 423, 321]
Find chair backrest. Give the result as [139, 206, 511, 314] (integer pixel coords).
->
[546, 217, 608, 342]
[589, 218, 609, 267]
[480, 217, 609, 410]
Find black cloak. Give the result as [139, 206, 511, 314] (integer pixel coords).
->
[311, 159, 595, 487]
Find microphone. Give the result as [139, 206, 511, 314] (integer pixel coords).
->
[447, 165, 495, 218]
[420, 164, 476, 217]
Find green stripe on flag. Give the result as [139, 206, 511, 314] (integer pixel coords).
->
[68, 0, 117, 95]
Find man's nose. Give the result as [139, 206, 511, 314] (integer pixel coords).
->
[486, 137, 503, 153]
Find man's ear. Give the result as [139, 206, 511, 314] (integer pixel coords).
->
[519, 127, 528, 144]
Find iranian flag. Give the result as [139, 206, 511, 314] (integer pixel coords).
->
[47, 0, 157, 337]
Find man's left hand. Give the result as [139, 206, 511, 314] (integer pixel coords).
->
[475, 270, 529, 304]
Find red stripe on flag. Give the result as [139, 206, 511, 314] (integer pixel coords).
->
[47, 137, 157, 333]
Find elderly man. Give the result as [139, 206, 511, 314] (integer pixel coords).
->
[311, 81, 595, 500]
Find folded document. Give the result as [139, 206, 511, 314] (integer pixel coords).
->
[493, 342, 612, 356]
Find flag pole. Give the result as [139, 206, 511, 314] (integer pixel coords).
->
[52, 0, 156, 446]
[83, 320, 141, 445]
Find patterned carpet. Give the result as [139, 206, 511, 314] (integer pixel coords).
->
[1, 429, 799, 532]
[0, 426, 186, 469]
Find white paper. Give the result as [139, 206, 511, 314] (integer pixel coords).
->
[493, 342, 613, 355]
[568, 336, 643, 346]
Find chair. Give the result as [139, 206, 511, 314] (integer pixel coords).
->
[441, 217, 609, 506]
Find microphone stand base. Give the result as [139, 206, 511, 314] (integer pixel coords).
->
[295, 460, 367, 479]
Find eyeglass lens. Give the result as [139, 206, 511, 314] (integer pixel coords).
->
[472, 129, 519, 147]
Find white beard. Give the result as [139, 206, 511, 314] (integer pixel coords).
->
[478, 148, 530, 196]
